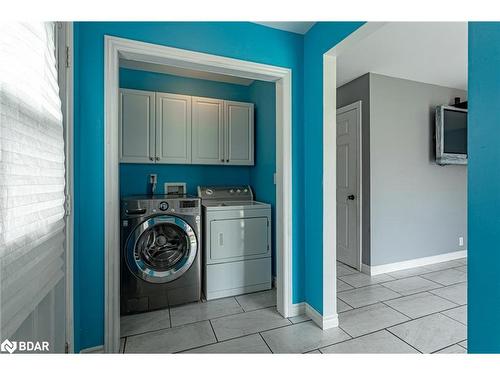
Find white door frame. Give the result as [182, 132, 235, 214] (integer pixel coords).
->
[104, 36, 293, 353]
[336, 101, 363, 271]
[322, 22, 386, 327]
[56, 21, 74, 353]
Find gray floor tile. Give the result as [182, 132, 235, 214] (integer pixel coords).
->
[170, 297, 243, 327]
[305, 349, 322, 354]
[120, 338, 125, 353]
[458, 340, 467, 349]
[435, 344, 467, 354]
[430, 282, 467, 305]
[337, 279, 354, 292]
[337, 299, 353, 313]
[442, 305, 467, 325]
[235, 289, 276, 312]
[387, 266, 433, 279]
[339, 303, 409, 337]
[425, 260, 464, 271]
[384, 292, 457, 319]
[120, 308, 170, 337]
[339, 273, 395, 288]
[388, 313, 466, 353]
[289, 314, 311, 324]
[211, 307, 291, 341]
[125, 320, 216, 353]
[261, 321, 350, 353]
[338, 284, 401, 308]
[320, 330, 418, 353]
[382, 276, 442, 296]
[185, 334, 271, 353]
[337, 263, 359, 277]
[420, 268, 467, 286]
[454, 265, 467, 273]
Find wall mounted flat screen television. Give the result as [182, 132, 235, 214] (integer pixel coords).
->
[435, 105, 468, 165]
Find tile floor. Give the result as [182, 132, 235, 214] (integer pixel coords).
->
[120, 258, 467, 354]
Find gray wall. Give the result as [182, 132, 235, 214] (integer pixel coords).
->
[337, 74, 371, 265]
[338, 73, 467, 266]
[369, 73, 467, 266]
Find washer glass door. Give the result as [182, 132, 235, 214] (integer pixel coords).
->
[126, 215, 198, 283]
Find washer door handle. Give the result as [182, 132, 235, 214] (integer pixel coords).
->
[126, 208, 147, 215]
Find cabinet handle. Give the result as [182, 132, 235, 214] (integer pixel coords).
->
[156, 157, 160, 161]
[149, 157, 154, 161]
[226, 159, 229, 162]
[220, 158, 224, 162]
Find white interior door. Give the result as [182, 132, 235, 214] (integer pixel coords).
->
[336, 102, 361, 269]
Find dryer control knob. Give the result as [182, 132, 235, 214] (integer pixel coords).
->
[159, 202, 169, 211]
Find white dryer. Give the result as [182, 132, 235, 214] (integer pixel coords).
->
[198, 185, 272, 300]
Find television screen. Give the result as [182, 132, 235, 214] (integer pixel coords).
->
[443, 108, 467, 154]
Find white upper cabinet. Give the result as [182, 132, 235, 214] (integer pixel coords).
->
[119, 89, 155, 163]
[192, 97, 224, 165]
[156, 93, 192, 164]
[224, 101, 254, 165]
[119, 90, 255, 166]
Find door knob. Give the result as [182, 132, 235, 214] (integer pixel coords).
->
[347, 194, 355, 200]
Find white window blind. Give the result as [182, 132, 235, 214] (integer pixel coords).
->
[0, 22, 66, 339]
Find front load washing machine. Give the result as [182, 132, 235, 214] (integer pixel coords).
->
[120, 195, 201, 315]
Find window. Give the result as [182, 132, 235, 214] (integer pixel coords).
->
[0, 22, 66, 339]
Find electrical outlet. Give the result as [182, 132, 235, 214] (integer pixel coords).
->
[459, 236, 464, 247]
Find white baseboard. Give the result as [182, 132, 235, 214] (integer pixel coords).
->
[288, 302, 305, 317]
[305, 303, 339, 330]
[362, 250, 467, 276]
[80, 345, 104, 354]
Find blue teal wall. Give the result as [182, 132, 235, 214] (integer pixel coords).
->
[120, 67, 252, 102]
[74, 21, 303, 352]
[303, 22, 365, 313]
[468, 22, 500, 353]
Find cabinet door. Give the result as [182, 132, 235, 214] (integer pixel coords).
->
[156, 93, 192, 164]
[224, 101, 254, 165]
[119, 89, 155, 163]
[192, 97, 224, 165]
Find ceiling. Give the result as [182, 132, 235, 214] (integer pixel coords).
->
[337, 22, 468, 90]
[255, 22, 315, 35]
[119, 59, 255, 86]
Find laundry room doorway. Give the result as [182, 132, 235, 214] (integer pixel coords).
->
[104, 36, 293, 353]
